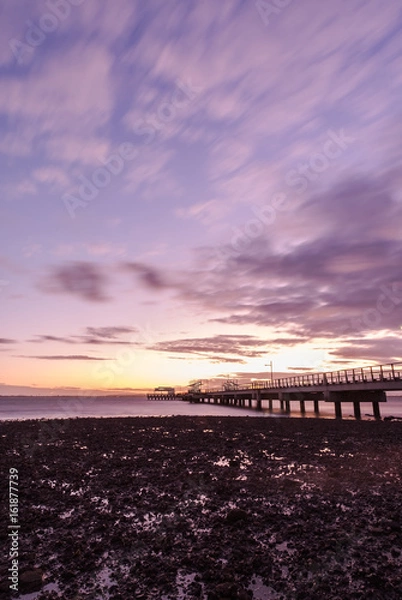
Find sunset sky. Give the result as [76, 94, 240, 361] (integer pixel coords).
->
[1, 0, 402, 395]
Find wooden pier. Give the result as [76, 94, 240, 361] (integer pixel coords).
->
[180, 363, 402, 419]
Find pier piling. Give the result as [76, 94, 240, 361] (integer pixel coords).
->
[373, 402, 381, 420]
[353, 401, 361, 420]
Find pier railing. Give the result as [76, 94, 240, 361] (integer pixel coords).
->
[202, 363, 402, 393]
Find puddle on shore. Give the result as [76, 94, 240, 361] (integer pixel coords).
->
[248, 575, 280, 599]
[213, 456, 231, 467]
[17, 582, 60, 600]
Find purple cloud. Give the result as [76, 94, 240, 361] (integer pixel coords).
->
[122, 262, 170, 291]
[30, 326, 137, 346]
[151, 334, 268, 362]
[40, 262, 110, 302]
[123, 172, 402, 364]
[85, 326, 136, 339]
[30, 335, 74, 344]
[19, 355, 111, 361]
[329, 337, 402, 365]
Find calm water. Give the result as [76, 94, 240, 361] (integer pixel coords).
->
[1, 395, 401, 421]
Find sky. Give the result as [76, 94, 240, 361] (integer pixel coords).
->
[1, 0, 402, 395]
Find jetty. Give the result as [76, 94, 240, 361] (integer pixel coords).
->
[179, 363, 402, 419]
[147, 386, 179, 401]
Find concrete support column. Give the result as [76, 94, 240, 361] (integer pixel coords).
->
[300, 400, 306, 414]
[279, 392, 288, 411]
[314, 400, 320, 414]
[325, 390, 342, 419]
[256, 390, 262, 411]
[268, 399, 273, 410]
[353, 401, 361, 420]
[373, 402, 381, 420]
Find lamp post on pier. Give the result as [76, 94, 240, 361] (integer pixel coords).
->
[265, 361, 274, 384]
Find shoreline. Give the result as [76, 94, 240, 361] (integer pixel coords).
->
[1, 394, 402, 423]
[1, 417, 402, 599]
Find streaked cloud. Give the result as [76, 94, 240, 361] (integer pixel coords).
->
[18, 354, 111, 361]
[151, 334, 269, 363]
[30, 327, 137, 345]
[2, 1, 402, 390]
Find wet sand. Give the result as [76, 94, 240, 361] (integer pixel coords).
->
[1, 416, 402, 599]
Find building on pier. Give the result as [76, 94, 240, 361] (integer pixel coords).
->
[147, 386, 177, 401]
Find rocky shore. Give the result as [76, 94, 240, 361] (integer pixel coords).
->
[1, 416, 402, 599]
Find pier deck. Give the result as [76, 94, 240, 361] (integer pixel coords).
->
[180, 363, 402, 419]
